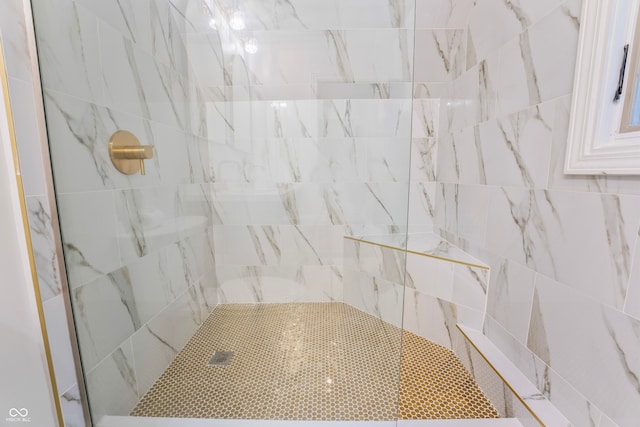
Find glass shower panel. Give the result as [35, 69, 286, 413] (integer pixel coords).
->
[31, 0, 415, 423]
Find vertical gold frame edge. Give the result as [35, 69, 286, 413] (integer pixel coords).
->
[0, 37, 65, 427]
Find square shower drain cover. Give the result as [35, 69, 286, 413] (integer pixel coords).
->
[208, 351, 233, 366]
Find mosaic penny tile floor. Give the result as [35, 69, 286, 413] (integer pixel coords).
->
[131, 302, 499, 420]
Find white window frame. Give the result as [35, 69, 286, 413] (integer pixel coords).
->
[565, 0, 640, 175]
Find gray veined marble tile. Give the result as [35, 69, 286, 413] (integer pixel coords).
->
[415, 0, 474, 29]
[528, 275, 640, 427]
[73, 0, 137, 42]
[26, 196, 62, 301]
[434, 183, 492, 246]
[486, 258, 536, 344]
[57, 192, 120, 289]
[60, 384, 87, 427]
[72, 271, 141, 372]
[85, 341, 138, 420]
[126, 243, 189, 326]
[477, 101, 555, 188]
[32, 0, 104, 104]
[216, 264, 332, 304]
[42, 90, 155, 193]
[131, 323, 180, 397]
[486, 188, 640, 309]
[114, 186, 181, 264]
[414, 29, 466, 82]
[0, 0, 33, 81]
[43, 296, 78, 396]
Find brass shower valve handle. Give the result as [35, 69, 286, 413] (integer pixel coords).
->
[108, 130, 154, 175]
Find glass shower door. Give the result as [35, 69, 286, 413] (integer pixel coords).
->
[30, 0, 415, 423]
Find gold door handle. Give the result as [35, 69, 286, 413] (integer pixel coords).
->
[108, 130, 154, 175]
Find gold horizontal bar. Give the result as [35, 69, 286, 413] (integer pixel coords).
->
[343, 236, 490, 270]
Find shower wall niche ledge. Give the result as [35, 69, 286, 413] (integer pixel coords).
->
[344, 233, 490, 270]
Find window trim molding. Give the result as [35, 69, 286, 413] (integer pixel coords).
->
[565, 0, 640, 175]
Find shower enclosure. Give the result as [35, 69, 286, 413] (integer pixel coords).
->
[29, 0, 463, 424]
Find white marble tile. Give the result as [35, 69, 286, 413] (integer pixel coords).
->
[436, 126, 485, 185]
[57, 192, 120, 289]
[486, 259, 536, 343]
[72, 272, 141, 372]
[343, 269, 404, 328]
[477, 102, 555, 188]
[200, 0, 415, 31]
[145, 285, 204, 352]
[60, 384, 87, 427]
[42, 90, 151, 193]
[403, 288, 483, 348]
[73, 0, 137, 41]
[183, 32, 226, 89]
[599, 414, 620, 427]
[415, 0, 474, 29]
[495, 35, 534, 117]
[217, 265, 336, 303]
[405, 252, 454, 301]
[43, 295, 77, 394]
[496, 0, 580, 116]
[452, 263, 488, 312]
[209, 183, 294, 225]
[320, 100, 412, 138]
[414, 30, 466, 83]
[32, 0, 104, 104]
[528, 274, 640, 426]
[350, 240, 406, 284]
[86, 340, 139, 421]
[130, 323, 179, 397]
[8, 77, 48, 197]
[129, 0, 189, 73]
[467, 0, 526, 62]
[483, 316, 604, 427]
[434, 183, 492, 247]
[408, 181, 436, 230]
[114, 186, 181, 263]
[410, 137, 438, 183]
[100, 24, 189, 132]
[526, 0, 581, 104]
[237, 29, 413, 85]
[0, 0, 33, 81]
[486, 188, 640, 310]
[26, 196, 62, 301]
[624, 234, 640, 321]
[126, 243, 189, 325]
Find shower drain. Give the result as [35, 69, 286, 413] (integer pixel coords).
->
[208, 351, 233, 366]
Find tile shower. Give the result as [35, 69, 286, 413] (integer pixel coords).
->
[2, 0, 640, 425]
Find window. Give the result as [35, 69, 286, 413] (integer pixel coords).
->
[565, 0, 640, 174]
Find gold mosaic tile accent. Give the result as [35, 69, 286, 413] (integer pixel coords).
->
[131, 303, 498, 421]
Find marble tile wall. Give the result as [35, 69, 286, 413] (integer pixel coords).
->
[343, 237, 486, 348]
[23, 0, 220, 422]
[430, 0, 640, 425]
[191, 0, 419, 304]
